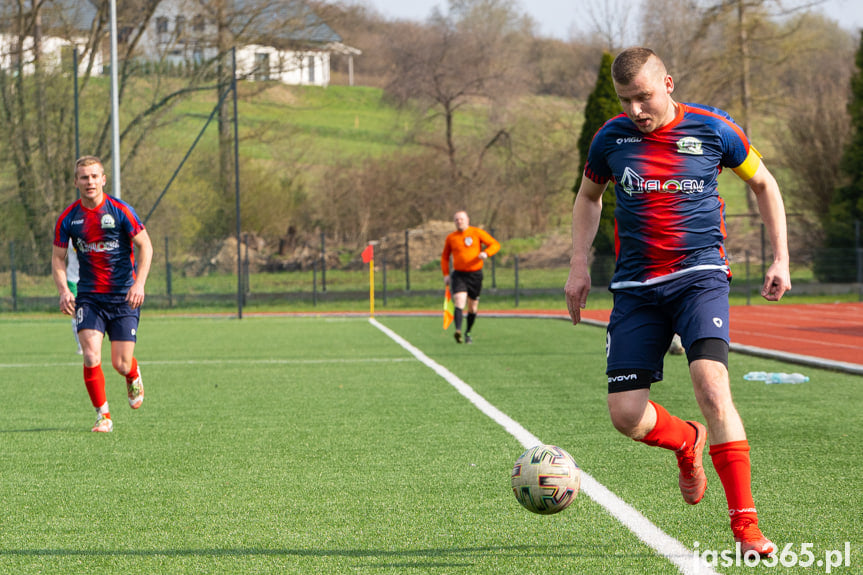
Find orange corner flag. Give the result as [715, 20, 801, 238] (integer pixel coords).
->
[361, 244, 374, 263]
[443, 286, 455, 330]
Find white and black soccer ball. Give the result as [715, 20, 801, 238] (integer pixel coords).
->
[511, 444, 580, 515]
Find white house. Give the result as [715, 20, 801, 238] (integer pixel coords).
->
[139, 0, 361, 86]
[4, 0, 359, 87]
[0, 0, 104, 76]
[0, 33, 103, 76]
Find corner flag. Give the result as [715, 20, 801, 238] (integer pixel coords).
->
[362, 244, 374, 317]
[443, 286, 454, 329]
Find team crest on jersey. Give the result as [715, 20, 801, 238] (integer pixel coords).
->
[676, 137, 703, 155]
[464, 237, 474, 247]
[101, 214, 116, 229]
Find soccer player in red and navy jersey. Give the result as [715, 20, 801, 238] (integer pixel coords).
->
[565, 48, 791, 556]
[52, 156, 153, 433]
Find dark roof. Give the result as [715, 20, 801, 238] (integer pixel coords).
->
[33, 0, 100, 36]
[234, 0, 342, 46]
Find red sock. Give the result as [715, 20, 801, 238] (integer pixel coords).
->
[83, 364, 107, 410]
[710, 440, 758, 525]
[125, 357, 139, 383]
[638, 401, 696, 451]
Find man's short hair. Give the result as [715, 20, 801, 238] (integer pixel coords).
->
[612, 47, 659, 84]
[75, 155, 104, 172]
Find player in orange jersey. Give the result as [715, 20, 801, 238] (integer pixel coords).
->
[441, 211, 500, 344]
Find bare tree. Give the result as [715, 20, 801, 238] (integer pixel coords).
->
[772, 13, 855, 219]
[579, 0, 640, 52]
[0, 0, 116, 268]
[640, 0, 835, 211]
[385, 0, 530, 181]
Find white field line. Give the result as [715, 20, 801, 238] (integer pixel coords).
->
[0, 357, 414, 369]
[369, 317, 719, 575]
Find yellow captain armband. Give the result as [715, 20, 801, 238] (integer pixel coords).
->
[731, 145, 762, 181]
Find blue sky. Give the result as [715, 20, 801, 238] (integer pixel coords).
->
[366, 0, 863, 41]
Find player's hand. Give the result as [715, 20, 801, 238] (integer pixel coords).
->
[59, 291, 76, 316]
[564, 265, 591, 325]
[444, 275, 450, 286]
[478, 252, 487, 260]
[126, 282, 146, 309]
[761, 261, 791, 302]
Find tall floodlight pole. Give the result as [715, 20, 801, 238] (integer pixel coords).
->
[73, 48, 80, 159]
[109, 0, 122, 198]
[233, 47, 243, 320]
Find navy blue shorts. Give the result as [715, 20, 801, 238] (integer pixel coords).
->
[606, 270, 730, 389]
[450, 270, 484, 300]
[75, 294, 140, 342]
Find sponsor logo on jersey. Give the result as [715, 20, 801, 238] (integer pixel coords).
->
[465, 237, 473, 247]
[619, 166, 705, 196]
[616, 136, 643, 145]
[676, 136, 704, 155]
[101, 214, 116, 229]
[71, 219, 84, 225]
[76, 238, 120, 254]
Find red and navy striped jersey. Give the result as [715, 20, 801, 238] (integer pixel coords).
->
[584, 102, 756, 289]
[53, 195, 146, 295]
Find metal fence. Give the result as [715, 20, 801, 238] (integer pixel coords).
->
[2, 220, 862, 313]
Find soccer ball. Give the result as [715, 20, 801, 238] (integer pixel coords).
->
[511, 444, 580, 515]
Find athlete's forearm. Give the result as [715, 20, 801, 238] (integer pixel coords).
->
[749, 166, 789, 266]
[570, 187, 603, 269]
[133, 231, 154, 288]
[51, 247, 71, 295]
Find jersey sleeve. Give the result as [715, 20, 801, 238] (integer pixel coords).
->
[53, 205, 75, 248]
[119, 202, 146, 238]
[730, 145, 762, 181]
[441, 237, 452, 276]
[584, 125, 614, 185]
[478, 229, 500, 257]
[694, 104, 760, 180]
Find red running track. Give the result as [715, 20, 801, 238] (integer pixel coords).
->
[567, 303, 863, 368]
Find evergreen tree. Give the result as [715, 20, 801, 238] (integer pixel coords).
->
[573, 52, 622, 285]
[815, 31, 863, 282]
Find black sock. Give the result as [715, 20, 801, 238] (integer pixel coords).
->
[454, 307, 463, 331]
[467, 312, 476, 333]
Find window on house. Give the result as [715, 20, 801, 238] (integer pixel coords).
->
[156, 16, 169, 44]
[118, 26, 133, 43]
[307, 55, 315, 83]
[255, 53, 270, 82]
[176, 16, 186, 38]
[192, 15, 205, 32]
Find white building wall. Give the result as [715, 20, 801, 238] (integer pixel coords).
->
[134, 0, 333, 87]
[237, 44, 330, 87]
[0, 33, 102, 76]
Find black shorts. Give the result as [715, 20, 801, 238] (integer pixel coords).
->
[450, 270, 484, 300]
[75, 294, 140, 342]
